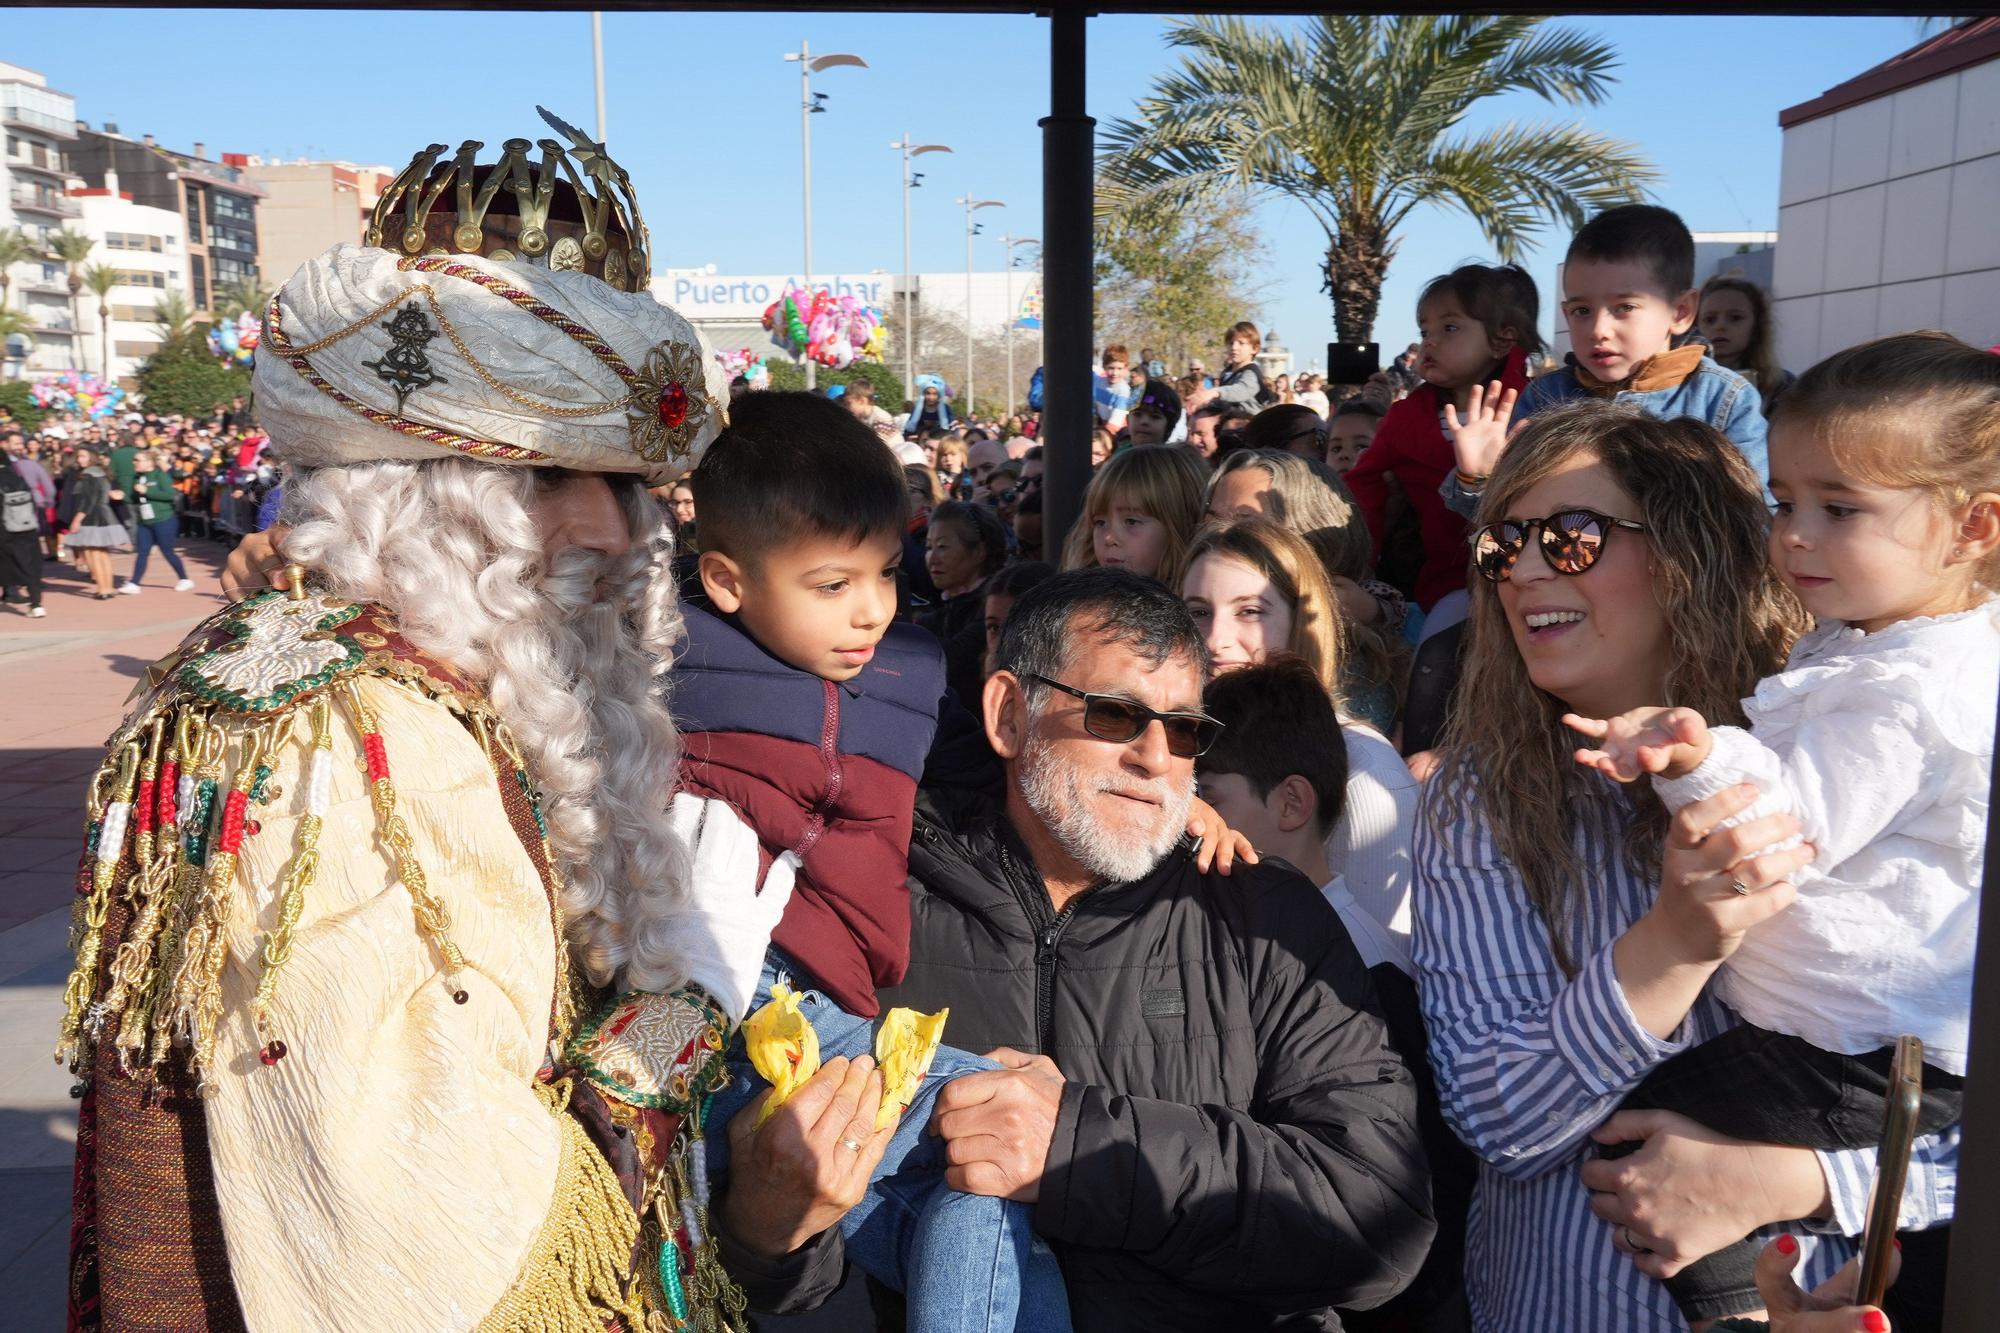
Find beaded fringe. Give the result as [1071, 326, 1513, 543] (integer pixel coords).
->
[474, 1077, 646, 1333]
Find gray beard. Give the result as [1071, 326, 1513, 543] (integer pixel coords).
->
[1017, 729, 1194, 885]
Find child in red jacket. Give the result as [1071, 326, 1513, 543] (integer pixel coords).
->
[1345, 263, 1542, 611]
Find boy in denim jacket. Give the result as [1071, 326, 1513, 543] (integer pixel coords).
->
[1441, 204, 1767, 519]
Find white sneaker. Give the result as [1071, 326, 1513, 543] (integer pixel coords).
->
[118, 582, 142, 595]
[173, 579, 195, 591]
[29, 606, 45, 618]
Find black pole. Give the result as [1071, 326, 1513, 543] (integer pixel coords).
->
[1941, 674, 1999, 1322]
[1039, 6, 1094, 563]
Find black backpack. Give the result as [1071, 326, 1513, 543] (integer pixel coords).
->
[0, 465, 36, 534]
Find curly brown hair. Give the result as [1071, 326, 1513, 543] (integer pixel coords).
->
[1431, 400, 1804, 974]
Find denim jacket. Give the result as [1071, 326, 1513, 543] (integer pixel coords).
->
[1441, 354, 1768, 520]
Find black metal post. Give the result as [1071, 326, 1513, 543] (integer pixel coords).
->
[1039, 6, 1094, 563]
[1941, 678, 1999, 1322]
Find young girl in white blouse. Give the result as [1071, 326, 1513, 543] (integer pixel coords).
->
[1568, 331, 1999, 1322]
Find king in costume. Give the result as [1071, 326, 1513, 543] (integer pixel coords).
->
[58, 111, 790, 1333]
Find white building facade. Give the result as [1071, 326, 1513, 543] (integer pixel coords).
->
[1771, 18, 2000, 371]
[0, 59, 83, 377]
[72, 186, 186, 385]
[654, 266, 1042, 366]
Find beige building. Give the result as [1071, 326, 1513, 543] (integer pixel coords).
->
[239, 158, 394, 293]
[1772, 17, 2000, 370]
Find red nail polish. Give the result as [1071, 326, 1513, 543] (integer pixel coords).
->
[1775, 1233, 1798, 1256]
[1861, 1310, 1889, 1333]
[1891, 1237, 1902, 1251]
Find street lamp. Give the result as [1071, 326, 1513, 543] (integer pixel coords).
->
[891, 134, 952, 404]
[999, 233, 1038, 418]
[954, 194, 1002, 418]
[783, 40, 868, 390]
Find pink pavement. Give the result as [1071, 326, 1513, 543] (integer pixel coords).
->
[0, 537, 237, 930]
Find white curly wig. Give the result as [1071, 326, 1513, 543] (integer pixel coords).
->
[278, 457, 692, 991]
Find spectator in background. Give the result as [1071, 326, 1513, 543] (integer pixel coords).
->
[965, 435, 1011, 501]
[667, 479, 698, 552]
[119, 449, 193, 594]
[1197, 655, 1474, 1332]
[979, 559, 1055, 677]
[920, 499, 1009, 707]
[904, 376, 953, 437]
[1294, 372, 1332, 419]
[1093, 343, 1137, 433]
[59, 445, 122, 599]
[1189, 322, 1272, 412]
[841, 378, 900, 439]
[1698, 275, 1795, 417]
[1059, 443, 1209, 587]
[1178, 516, 1418, 942]
[1324, 400, 1384, 477]
[0, 451, 45, 617]
[1186, 401, 1252, 462]
[1125, 378, 1183, 447]
[1241, 402, 1325, 459]
[934, 436, 969, 499]
[1090, 427, 1114, 469]
[1348, 261, 1541, 615]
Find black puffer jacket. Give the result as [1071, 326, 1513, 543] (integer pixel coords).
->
[878, 790, 1437, 1330]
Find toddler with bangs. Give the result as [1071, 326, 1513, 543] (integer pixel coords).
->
[1564, 332, 1997, 1322]
[1346, 261, 1543, 612]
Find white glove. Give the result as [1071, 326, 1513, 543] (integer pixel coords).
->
[663, 793, 798, 1022]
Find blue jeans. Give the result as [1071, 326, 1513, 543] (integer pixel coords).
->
[130, 516, 187, 584]
[707, 951, 1072, 1332]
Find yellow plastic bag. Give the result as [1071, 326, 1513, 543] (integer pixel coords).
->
[873, 1005, 948, 1130]
[744, 982, 820, 1127]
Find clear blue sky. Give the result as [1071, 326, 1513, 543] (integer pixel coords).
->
[4, 9, 1929, 369]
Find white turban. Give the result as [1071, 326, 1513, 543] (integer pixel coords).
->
[254, 243, 727, 485]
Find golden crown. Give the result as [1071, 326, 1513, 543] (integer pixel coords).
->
[363, 107, 650, 293]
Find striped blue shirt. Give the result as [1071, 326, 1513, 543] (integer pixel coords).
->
[1413, 768, 1957, 1332]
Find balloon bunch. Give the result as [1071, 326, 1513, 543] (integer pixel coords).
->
[714, 346, 769, 389]
[760, 283, 886, 370]
[207, 310, 261, 367]
[31, 371, 126, 420]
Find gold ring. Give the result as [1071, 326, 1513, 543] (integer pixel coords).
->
[838, 1136, 864, 1153]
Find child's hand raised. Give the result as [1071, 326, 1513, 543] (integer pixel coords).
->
[1442, 380, 1523, 479]
[1562, 706, 1715, 782]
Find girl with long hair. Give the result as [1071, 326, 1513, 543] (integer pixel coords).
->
[1699, 276, 1794, 415]
[1414, 400, 1952, 1331]
[1179, 517, 1417, 944]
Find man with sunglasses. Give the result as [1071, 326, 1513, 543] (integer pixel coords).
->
[846, 569, 1436, 1330]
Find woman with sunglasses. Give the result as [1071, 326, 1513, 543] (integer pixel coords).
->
[1413, 402, 1953, 1331]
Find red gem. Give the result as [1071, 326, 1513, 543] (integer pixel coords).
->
[246, 820, 261, 837]
[657, 382, 689, 430]
[259, 1040, 287, 1066]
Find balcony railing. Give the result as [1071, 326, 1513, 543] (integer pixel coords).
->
[0, 104, 78, 138]
[9, 188, 81, 217]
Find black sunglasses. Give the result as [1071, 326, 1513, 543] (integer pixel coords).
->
[1026, 674, 1223, 758]
[1470, 509, 1647, 583]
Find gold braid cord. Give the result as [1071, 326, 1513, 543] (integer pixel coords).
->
[473, 1077, 646, 1333]
[252, 693, 332, 1050]
[342, 680, 470, 981]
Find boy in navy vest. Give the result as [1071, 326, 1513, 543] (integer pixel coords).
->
[679, 392, 1071, 1328]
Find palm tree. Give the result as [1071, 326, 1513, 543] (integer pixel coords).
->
[216, 273, 271, 320]
[151, 288, 195, 346]
[83, 262, 121, 381]
[0, 305, 35, 365]
[0, 228, 39, 313]
[1098, 15, 1660, 345]
[48, 228, 96, 361]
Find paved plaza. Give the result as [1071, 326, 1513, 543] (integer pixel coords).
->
[0, 539, 233, 1329]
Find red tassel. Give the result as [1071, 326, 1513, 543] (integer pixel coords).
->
[133, 778, 157, 835]
[362, 732, 389, 784]
[217, 789, 249, 856]
[157, 760, 179, 831]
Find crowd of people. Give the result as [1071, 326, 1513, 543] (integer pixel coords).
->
[0, 397, 276, 613]
[50, 138, 1991, 1333]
